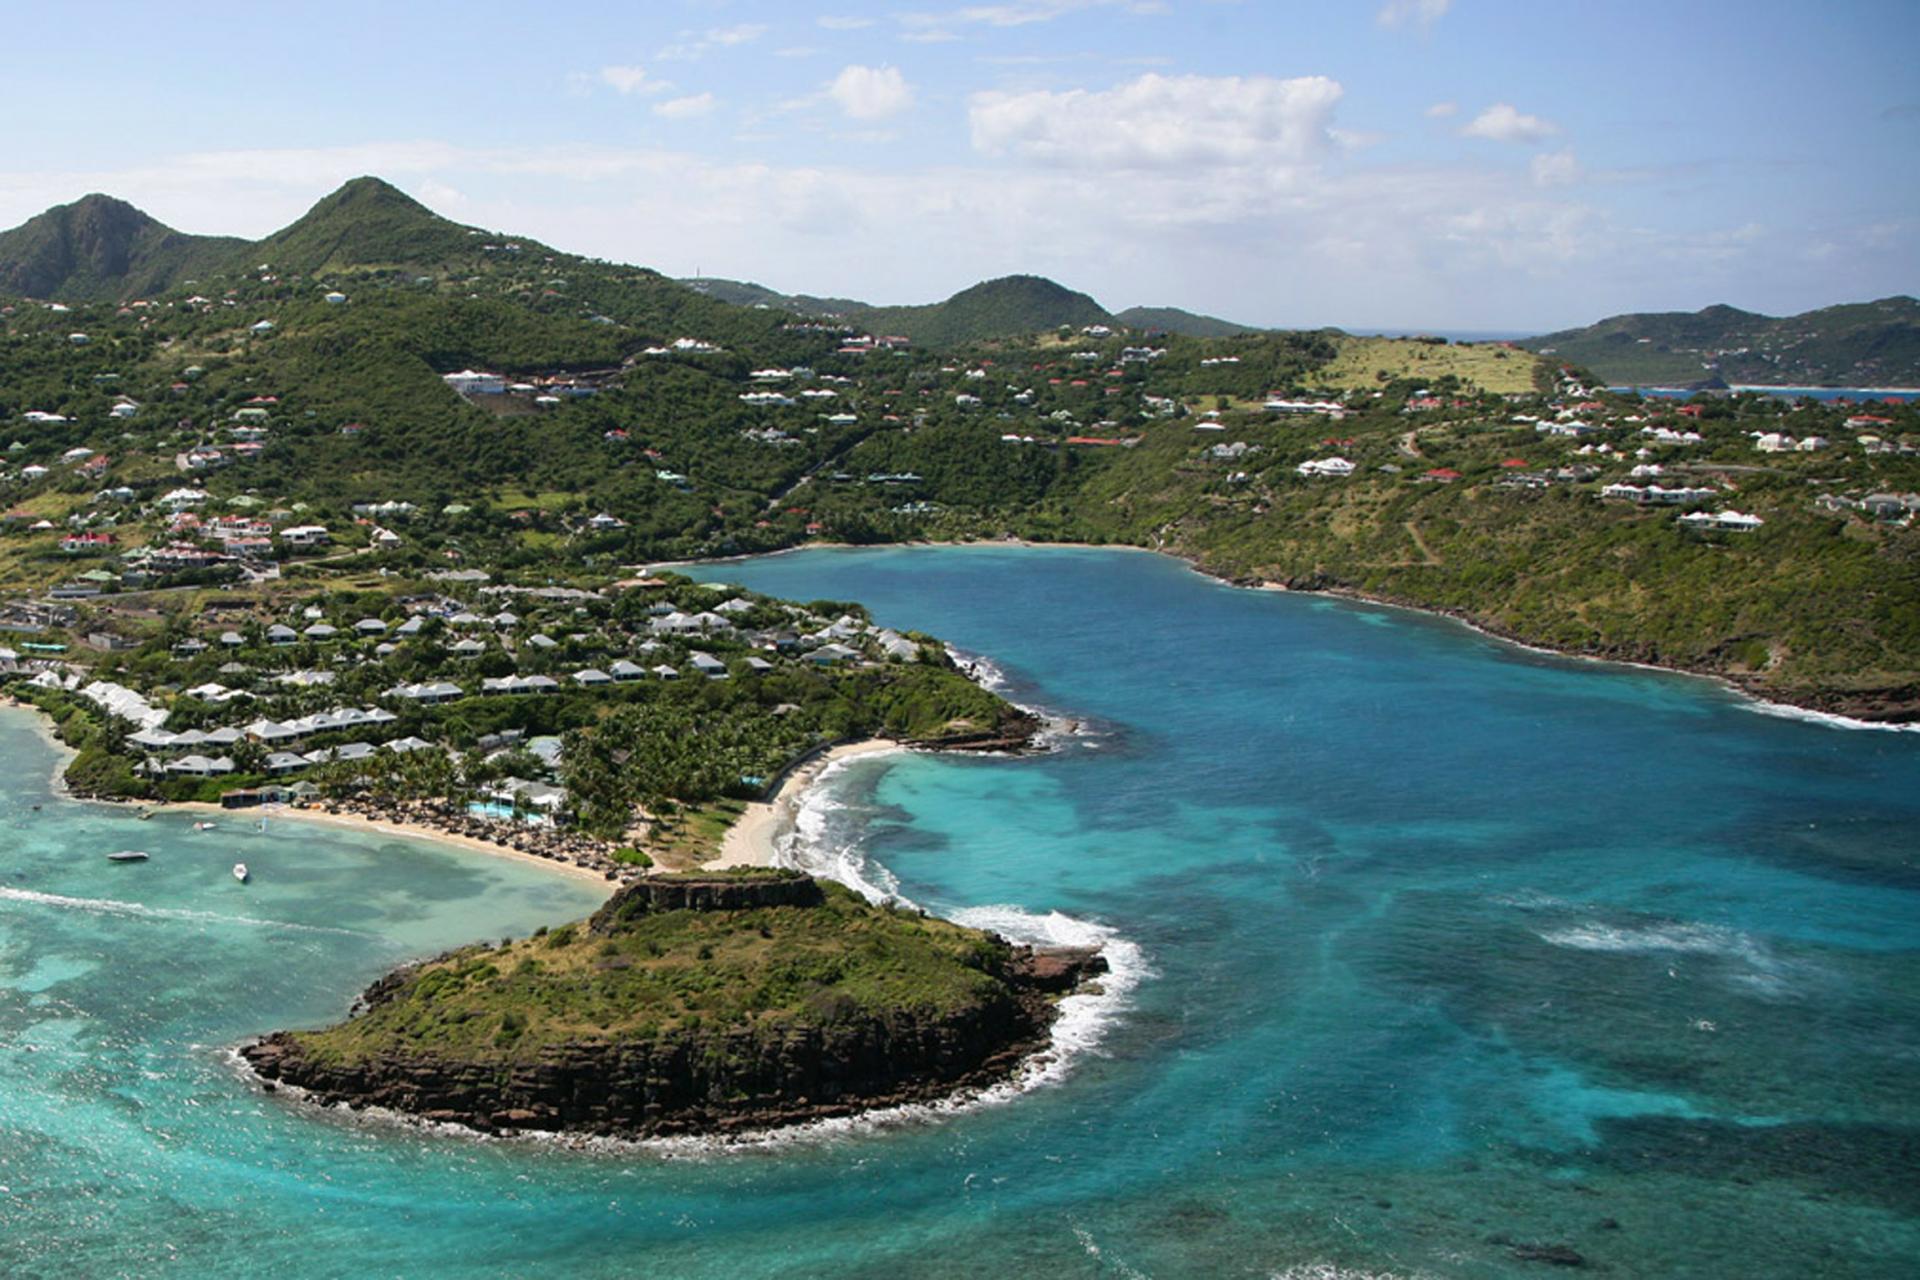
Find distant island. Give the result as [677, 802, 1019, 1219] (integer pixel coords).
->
[1520, 297, 1920, 388]
[242, 870, 1107, 1139]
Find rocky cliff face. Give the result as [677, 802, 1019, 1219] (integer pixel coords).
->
[240, 876, 1107, 1139]
[587, 873, 825, 933]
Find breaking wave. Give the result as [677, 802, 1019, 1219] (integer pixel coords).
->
[1736, 700, 1920, 733]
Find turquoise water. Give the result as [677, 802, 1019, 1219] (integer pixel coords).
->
[6, 546, 1919, 1277]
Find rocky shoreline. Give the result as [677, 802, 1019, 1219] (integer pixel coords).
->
[239, 874, 1108, 1140]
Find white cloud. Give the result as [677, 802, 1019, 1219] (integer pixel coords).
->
[1462, 102, 1559, 144]
[5, 130, 1892, 333]
[899, 0, 1155, 31]
[1376, 0, 1451, 32]
[828, 65, 915, 120]
[1424, 100, 1458, 119]
[969, 73, 1344, 169]
[655, 93, 717, 120]
[818, 15, 875, 29]
[659, 24, 769, 61]
[598, 65, 668, 96]
[1530, 147, 1581, 188]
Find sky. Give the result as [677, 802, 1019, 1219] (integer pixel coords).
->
[4, 0, 1917, 332]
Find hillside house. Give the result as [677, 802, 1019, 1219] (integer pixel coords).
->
[1677, 510, 1765, 533]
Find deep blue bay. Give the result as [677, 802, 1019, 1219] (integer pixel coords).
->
[5, 545, 1918, 1277]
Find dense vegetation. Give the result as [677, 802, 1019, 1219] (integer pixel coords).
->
[2, 176, 1917, 719]
[0, 195, 244, 300]
[848, 275, 1110, 347]
[1111, 305, 1261, 338]
[686, 278, 1263, 341]
[11, 562, 1025, 850]
[1523, 297, 1920, 387]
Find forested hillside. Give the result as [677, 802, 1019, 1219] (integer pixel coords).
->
[1523, 297, 1920, 387]
[2, 178, 1916, 717]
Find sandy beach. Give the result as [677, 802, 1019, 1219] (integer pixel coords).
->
[135, 799, 620, 892]
[707, 739, 902, 870]
[2, 703, 619, 891]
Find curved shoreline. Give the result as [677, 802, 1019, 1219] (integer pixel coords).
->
[1237, 575, 1920, 730]
[0, 703, 620, 890]
[706, 738, 903, 870]
[675, 539, 1917, 727]
[173, 801, 622, 890]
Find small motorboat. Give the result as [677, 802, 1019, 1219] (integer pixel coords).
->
[193, 821, 217, 832]
[106, 850, 150, 863]
[232, 862, 249, 883]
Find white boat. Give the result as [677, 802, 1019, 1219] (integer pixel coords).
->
[193, 821, 217, 832]
[106, 850, 150, 863]
[232, 862, 249, 883]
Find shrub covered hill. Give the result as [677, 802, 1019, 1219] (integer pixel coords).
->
[2, 177, 1917, 718]
[683, 273, 1262, 342]
[1522, 297, 1920, 388]
[0, 194, 245, 301]
[242, 871, 1107, 1137]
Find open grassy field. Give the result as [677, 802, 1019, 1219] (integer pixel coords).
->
[1314, 336, 1545, 394]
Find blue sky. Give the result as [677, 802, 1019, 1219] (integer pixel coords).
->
[5, 0, 1916, 330]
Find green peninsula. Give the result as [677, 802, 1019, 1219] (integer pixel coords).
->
[242, 872, 1106, 1137]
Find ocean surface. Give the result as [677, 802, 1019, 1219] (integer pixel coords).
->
[6, 546, 1919, 1277]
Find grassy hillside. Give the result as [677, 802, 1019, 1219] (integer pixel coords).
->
[1524, 297, 1920, 387]
[283, 878, 1009, 1066]
[1315, 336, 1544, 396]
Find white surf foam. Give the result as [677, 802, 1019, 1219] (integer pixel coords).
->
[1735, 700, 1920, 733]
[1269, 1266, 1434, 1280]
[765, 761, 1149, 1116]
[0, 886, 366, 936]
[947, 645, 1011, 694]
[1537, 921, 1758, 959]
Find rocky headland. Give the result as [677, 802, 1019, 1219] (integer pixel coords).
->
[241, 872, 1105, 1138]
